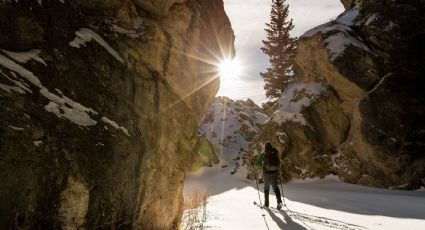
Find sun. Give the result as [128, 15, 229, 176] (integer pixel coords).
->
[218, 58, 242, 80]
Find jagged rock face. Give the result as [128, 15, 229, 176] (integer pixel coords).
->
[200, 97, 268, 174]
[255, 0, 425, 189]
[200, 97, 268, 151]
[0, 0, 234, 229]
[189, 135, 220, 172]
[246, 83, 349, 181]
[134, 0, 185, 16]
[340, 0, 356, 10]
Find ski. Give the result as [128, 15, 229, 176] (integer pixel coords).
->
[253, 201, 284, 214]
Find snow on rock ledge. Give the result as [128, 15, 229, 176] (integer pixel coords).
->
[69, 28, 125, 64]
[0, 52, 130, 135]
[271, 82, 326, 126]
[301, 8, 372, 62]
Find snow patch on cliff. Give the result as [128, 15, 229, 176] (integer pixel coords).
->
[325, 32, 371, 61]
[9, 125, 25, 131]
[2, 49, 47, 66]
[111, 24, 143, 39]
[0, 83, 26, 94]
[101, 117, 130, 136]
[44, 101, 97, 127]
[365, 14, 379, 26]
[336, 8, 359, 26]
[301, 8, 371, 61]
[302, 8, 359, 38]
[69, 28, 125, 64]
[0, 54, 43, 87]
[0, 52, 130, 135]
[271, 82, 326, 126]
[0, 70, 33, 94]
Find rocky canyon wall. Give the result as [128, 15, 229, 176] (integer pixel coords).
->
[0, 0, 234, 229]
[251, 0, 425, 189]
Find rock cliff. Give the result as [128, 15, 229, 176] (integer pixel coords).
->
[189, 135, 220, 172]
[249, 0, 425, 189]
[0, 0, 234, 229]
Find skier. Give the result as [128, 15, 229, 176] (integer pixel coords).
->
[253, 142, 283, 210]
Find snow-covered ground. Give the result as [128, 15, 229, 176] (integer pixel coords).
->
[185, 97, 425, 229]
[185, 150, 425, 230]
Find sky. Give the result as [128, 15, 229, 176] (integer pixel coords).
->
[217, 0, 344, 105]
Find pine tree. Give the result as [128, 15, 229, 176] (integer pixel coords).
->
[261, 0, 297, 99]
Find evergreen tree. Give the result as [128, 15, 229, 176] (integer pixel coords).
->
[261, 0, 297, 99]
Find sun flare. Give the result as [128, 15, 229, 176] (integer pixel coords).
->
[218, 58, 242, 81]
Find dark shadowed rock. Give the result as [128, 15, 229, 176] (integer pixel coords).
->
[0, 0, 234, 229]
[250, 0, 425, 189]
[190, 135, 220, 172]
[341, 0, 356, 10]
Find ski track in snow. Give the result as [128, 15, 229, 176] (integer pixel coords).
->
[254, 202, 366, 230]
[184, 146, 425, 230]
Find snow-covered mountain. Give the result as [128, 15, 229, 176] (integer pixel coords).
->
[194, 97, 267, 174]
[200, 96, 268, 151]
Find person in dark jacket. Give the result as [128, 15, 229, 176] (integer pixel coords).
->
[254, 142, 283, 209]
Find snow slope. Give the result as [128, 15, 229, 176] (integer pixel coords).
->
[185, 151, 425, 230]
[198, 97, 268, 172]
[200, 97, 267, 151]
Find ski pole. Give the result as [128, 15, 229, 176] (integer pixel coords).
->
[254, 167, 263, 208]
[278, 163, 312, 229]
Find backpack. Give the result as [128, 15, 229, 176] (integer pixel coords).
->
[263, 148, 280, 172]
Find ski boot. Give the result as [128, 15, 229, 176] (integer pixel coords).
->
[277, 202, 283, 210]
